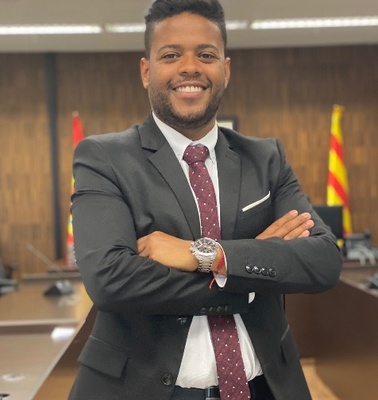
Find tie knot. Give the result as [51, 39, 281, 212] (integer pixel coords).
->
[183, 145, 209, 165]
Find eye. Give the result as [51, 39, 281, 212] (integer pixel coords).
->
[161, 53, 180, 61]
[198, 53, 218, 62]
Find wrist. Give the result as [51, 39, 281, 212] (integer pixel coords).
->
[208, 246, 227, 289]
[212, 246, 226, 275]
[190, 237, 219, 273]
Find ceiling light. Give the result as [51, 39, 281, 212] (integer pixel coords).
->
[106, 23, 146, 33]
[251, 16, 378, 30]
[106, 20, 250, 33]
[0, 25, 102, 35]
[226, 20, 249, 30]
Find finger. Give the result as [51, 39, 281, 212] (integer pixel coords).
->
[137, 242, 146, 256]
[271, 209, 299, 229]
[298, 230, 311, 238]
[260, 210, 299, 237]
[264, 212, 312, 240]
[137, 235, 149, 255]
[279, 212, 311, 235]
[283, 218, 314, 240]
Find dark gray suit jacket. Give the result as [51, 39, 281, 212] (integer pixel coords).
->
[69, 114, 342, 400]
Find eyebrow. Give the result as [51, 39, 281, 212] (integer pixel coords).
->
[157, 43, 220, 53]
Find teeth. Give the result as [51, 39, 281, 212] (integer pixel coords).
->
[176, 86, 203, 93]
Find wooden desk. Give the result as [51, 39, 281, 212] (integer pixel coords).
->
[312, 265, 378, 400]
[285, 263, 378, 355]
[0, 276, 92, 400]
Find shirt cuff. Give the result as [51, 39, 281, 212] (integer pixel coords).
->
[212, 244, 255, 303]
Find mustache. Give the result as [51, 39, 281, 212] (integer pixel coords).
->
[168, 77, 210, 89]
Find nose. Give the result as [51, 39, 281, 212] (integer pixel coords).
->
[178, 53, 202, 75]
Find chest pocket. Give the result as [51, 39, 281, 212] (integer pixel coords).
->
[236, 192, 273, 238]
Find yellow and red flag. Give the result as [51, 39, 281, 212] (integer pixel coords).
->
[67, 111, 85, 268]
[327, 105, 353, 235]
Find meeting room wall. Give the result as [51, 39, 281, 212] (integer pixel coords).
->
[0, 45, 377, 274]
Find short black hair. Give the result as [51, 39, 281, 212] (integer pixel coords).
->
[144, 0, 227, 58]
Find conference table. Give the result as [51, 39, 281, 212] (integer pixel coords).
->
[2, 263, 377, 400]
[0, 273, 93, 400]
[312, 263, 378, 400]
[286, 261, 378, 400]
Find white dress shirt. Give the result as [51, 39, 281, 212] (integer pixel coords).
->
[152, 113, 262, 388]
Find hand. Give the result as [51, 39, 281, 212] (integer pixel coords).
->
[256, 210, 314, 240]
[137, 231, 197, 271]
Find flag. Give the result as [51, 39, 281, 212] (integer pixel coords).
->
[327, 104, 353, 235]
[66, 111, 85, 269]
[72, 111, 85, 146]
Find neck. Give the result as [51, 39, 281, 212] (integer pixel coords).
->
[155, 115, 216, 141]
[175, 123, 215, 141]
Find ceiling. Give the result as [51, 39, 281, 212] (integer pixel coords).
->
[0, 0, 378, 53]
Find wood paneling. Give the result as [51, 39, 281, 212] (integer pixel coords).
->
[1, 45, 377, 274]
[55, 53, 150, 263]
[220, 46, 378, 241]
[0, 54, 54, 274]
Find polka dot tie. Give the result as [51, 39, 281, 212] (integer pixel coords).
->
[183, 145, 251, 400]
[183, 145, 221, 239]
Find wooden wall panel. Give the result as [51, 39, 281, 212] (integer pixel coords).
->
[55, 53, 150, 262]
[0, 54, 54, 275]
[219, 46, 378, 239]
[0, 45, 377, 274]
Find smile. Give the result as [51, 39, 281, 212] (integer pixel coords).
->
[175, 86, 204, 93]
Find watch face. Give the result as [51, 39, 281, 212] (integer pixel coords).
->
[197, 237, 217, 256]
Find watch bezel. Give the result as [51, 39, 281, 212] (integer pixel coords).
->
[190, 237, 219, 273]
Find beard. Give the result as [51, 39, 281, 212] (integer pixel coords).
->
[148, 83, 224, 132]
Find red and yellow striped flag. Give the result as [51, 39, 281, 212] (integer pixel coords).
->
[327, 104, 353, 235]
[67, 111, 85, 268]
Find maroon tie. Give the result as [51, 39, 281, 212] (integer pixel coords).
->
[183, 145, 251, 400]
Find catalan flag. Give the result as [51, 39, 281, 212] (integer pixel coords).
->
[327, 105, 353, 235]
[66, 111, 85, 268]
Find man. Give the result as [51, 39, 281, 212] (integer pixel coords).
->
[69, 1, 342, 399]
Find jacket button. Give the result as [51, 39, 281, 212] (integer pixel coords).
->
[162, 373, 174, 386]
[261, 267, 268, 276]
[224, 305, 232, 313]
[245, 264, 253, 273]
[269, 268, 277, 277]
[252, 266, 261, 274]
[200, 307, 207, 315]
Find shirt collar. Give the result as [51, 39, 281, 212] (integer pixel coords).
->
[152, 112, 218, 163]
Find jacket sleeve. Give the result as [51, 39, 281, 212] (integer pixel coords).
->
[72, 136, 250, 317]
[220, 139, 343, 295]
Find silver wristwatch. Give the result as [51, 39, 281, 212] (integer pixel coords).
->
[190, 237, 218, 273]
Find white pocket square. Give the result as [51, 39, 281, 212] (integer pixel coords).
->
[242, 191, 271, 212]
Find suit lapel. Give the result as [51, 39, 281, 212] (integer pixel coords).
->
[138, 115, 201, 239]
[216, 131, 241, 240]
[137, 116, 241, 240]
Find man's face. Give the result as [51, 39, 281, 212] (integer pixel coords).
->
[140, 12, 230, 139]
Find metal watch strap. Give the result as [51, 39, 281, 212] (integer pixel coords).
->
[197, 257, 214, 273]
[190, 238, 218, 273]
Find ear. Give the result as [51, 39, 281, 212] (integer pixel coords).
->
[140, 58, 150, 89]
[224, 57, 231, 89]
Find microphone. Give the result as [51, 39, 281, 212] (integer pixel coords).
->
[26, 244, 76, 296]
[26, 243, 63, 273]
